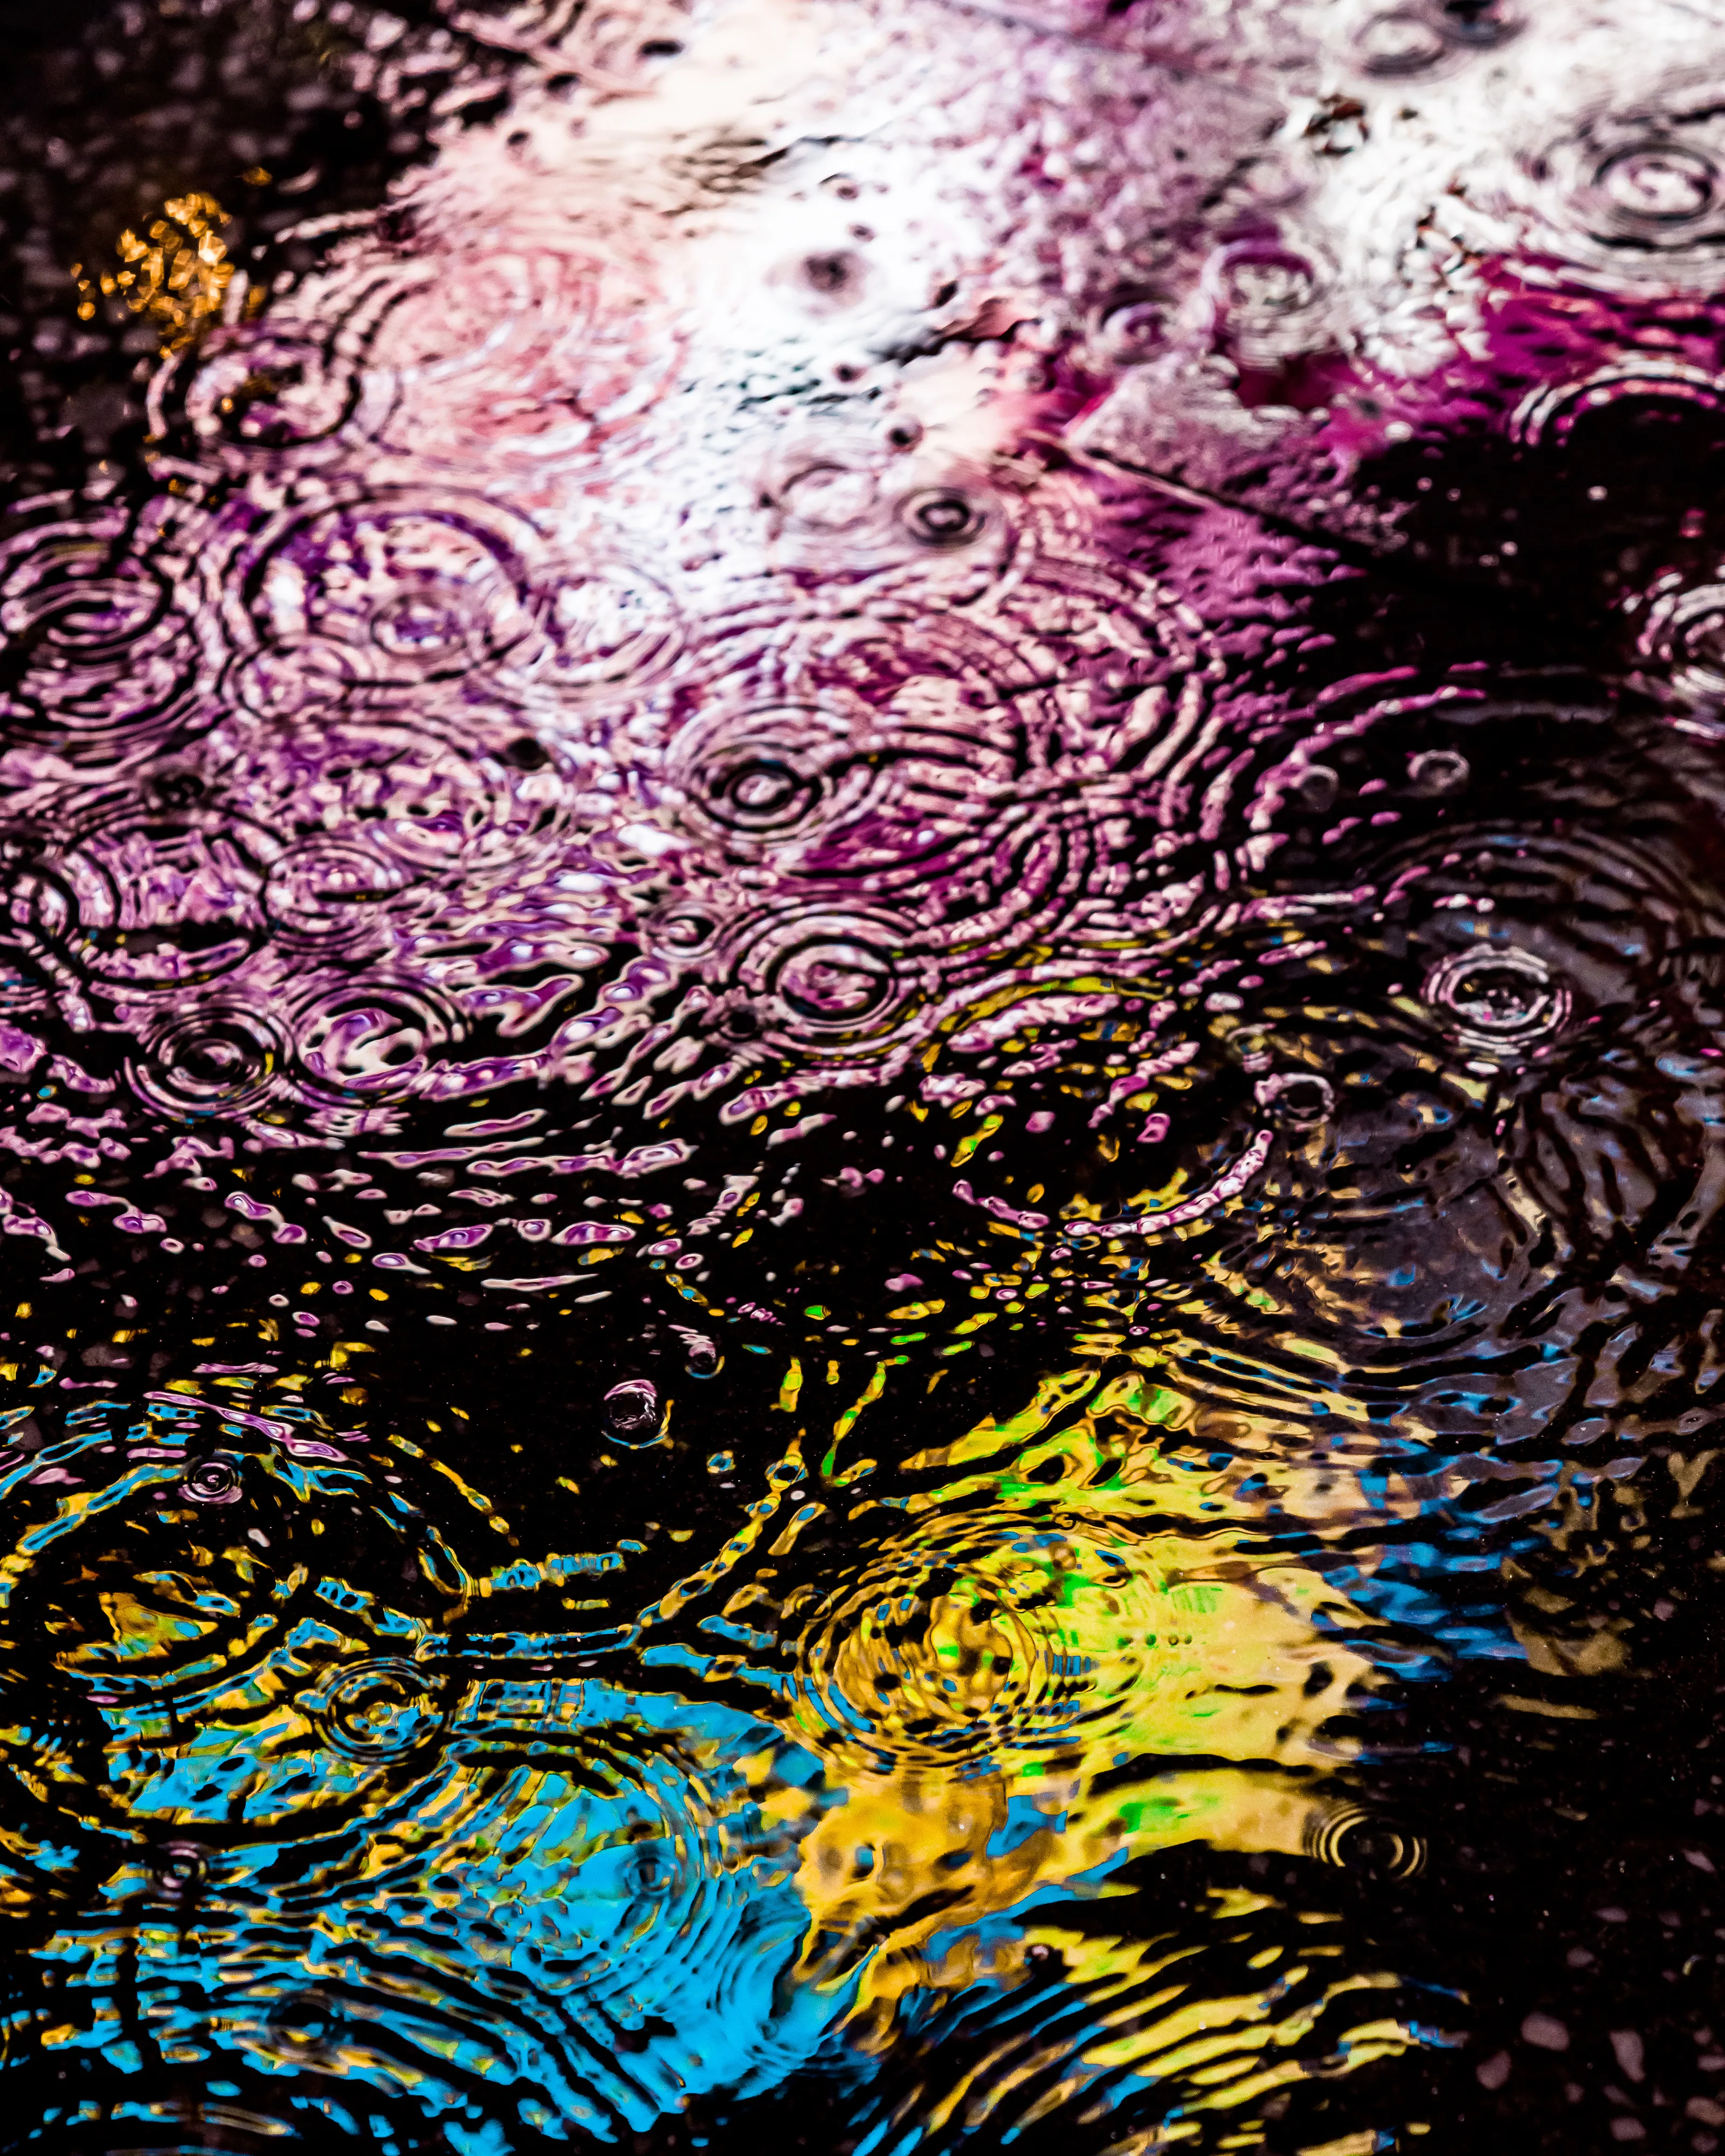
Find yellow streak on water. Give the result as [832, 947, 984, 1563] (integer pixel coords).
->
[783, 1356, 1403, 2109]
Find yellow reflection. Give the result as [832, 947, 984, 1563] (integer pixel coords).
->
[782, 1359, 1429, 2118]
[73, 192, 234, 349]
[788, 1516, 1363, 2007]
[911, 1895, 1423, 2145]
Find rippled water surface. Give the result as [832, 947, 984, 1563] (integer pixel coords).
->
[10, 1, 1725, 2148]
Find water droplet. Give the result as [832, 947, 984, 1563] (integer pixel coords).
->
[316, 1658, 445, 1764]
[603, 1379, 663, 1444]
[1408, 748, 1470, 796]
[1305, 1802, 1425, 1878]
[896, 487, 990, 549]
[1356, 9, 1447, 75]
[1599, 142, 1717, 226]
[180, 1455, 242, 1504]
[1256, 1070, 1335, 1129]
[1424, 945, 1571, 1049]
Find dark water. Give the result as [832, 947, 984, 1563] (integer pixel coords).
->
[5, 2, 1725, 2150]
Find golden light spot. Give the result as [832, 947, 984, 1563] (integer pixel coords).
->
[74, 191, 234, 351]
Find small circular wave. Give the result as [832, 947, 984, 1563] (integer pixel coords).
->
[761, 448, 1020, 609]
[1305, 1801, 1427, 1880]
[150, 1837, 211, 1903]
[1204, 239, 1335, 369]
[1348, 0, 1516, 75]
[288, 979, 465, 1105]
[719, 901, 930, 1059]
[261, 835, 414, 954]
[0, 1417, 308, 1706]
[15, 790, 275, 1002]
[0, 1397, 486, 1850]
[208, 705, 579, 883]
[180, 1454, 244, 1505]
[1388, 811, 1681, 1048]
[1255, 1069, 1336, 1131]
[140, 1707, 813, 2144]
[147, 294, 404, 471]
[651, 585, 1198, 1022]
[1510, 356, 1725, 447]
[1200, 707, 1721, 1372]
[1422, 945, 1571, 1055]
[522, 559, 684, 703]
[155, 235, 680, 479]
[1407, 747, 1471, 796]
[231, 491, 546, 697]
[645, 899, 720, 955]
[669, 704, 877, 859]
[1524, 89, 1725, 292]
[311, 1658, 447, 1765]
[1628, 570, 1725, 711]
[1353, 8, 1448, 75]
[774, 934, 900, 1028]
[1565, 114, 1725, 268]
[789, 1519, 1168, 1773]
[895, 483, 993, 551]
[0, 492, 227, 762]
[127, 1003, 293, 1121]
[365, 237, 684, 469]
[227, 492, 679, 720]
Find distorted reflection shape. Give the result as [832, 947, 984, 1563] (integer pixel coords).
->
[0, 1336, 1469, 2151]
[4, 0, 1725, 2146]
[749, 1357, 1455, 2138]
[0, 1400, 850, 2142]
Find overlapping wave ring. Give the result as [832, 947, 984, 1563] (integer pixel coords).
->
[0, 1402, 850, 2147]
[3, 0, 1725, 2148]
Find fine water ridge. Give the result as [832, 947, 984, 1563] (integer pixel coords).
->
[4, 1, 1725, 2149]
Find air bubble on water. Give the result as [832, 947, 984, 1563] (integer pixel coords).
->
[678, 1330, 720, 1377]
